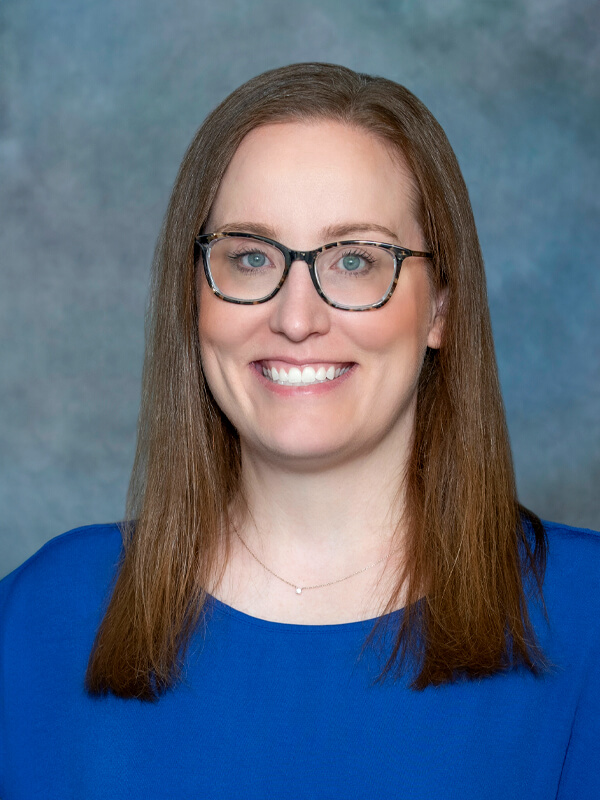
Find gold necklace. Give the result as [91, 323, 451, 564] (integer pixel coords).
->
[234, 529, 399, 595]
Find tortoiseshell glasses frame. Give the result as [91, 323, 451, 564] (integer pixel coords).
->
[195, 231, 432, 312]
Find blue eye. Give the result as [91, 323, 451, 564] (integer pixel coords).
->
[242, 252, 268, 268]
[340, 254, 363, 271]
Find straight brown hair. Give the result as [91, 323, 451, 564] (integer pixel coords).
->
[86, 63, 547, 700]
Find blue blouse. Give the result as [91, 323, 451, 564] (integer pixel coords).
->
[1, 521, 599, 798]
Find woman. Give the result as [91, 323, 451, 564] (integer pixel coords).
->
[1, 63, 598, 798]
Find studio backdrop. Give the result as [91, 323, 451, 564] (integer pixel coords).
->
[1, 0, 599, 577]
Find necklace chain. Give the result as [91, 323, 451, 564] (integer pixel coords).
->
[234, 529, 399, 595]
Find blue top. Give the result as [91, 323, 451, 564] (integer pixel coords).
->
[1, 521, 599, 799]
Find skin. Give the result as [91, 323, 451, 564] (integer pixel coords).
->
[198, 121, 445, 624]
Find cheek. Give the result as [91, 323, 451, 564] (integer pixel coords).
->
[197, 293, 248, 428]
[197, 282, 264, 375]
[198, 289, 222, 348]
[350, 280, 433, 356]
[197, 284, 239, 378]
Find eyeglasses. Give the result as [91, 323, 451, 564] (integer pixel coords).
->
[195, 232, 432, 311]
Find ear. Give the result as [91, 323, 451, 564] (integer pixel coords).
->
[427, 286, 448, 350]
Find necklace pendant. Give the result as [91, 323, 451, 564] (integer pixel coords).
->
[296, 587, 302, 595]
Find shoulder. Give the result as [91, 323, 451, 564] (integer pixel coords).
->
[0, 523, 124, 626]
[542, 519, 600, 586]
[535, 519, 600, 648]
[542, 518, 600, 546]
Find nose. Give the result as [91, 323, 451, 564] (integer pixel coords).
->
[268, 258, 331, 342]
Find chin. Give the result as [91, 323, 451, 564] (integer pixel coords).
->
[253, 431, 349, 465]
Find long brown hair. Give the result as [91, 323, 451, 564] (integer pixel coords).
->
[86, 63, 547, 700]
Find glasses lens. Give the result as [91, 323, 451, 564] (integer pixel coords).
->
[207, 237, 286, 301]
[315, 244, 396, 308]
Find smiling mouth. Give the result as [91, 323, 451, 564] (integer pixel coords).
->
[256, 362, 353, 386]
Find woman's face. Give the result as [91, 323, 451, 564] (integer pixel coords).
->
[198, 120, 444, 470]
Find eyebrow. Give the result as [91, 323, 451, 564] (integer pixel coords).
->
[215, 221, 403, 244]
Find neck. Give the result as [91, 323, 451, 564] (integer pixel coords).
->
[212, 430, 413, 623]
[235, 432, 410, 570]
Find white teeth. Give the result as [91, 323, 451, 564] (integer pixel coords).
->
[261, 363, 350, 385]
[301, 366, 316, 384]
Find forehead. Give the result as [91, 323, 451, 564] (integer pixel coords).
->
[207, 120, 421, 246]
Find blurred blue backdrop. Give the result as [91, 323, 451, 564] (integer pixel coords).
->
[1, 0, 599, 577]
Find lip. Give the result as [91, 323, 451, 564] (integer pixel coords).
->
[251, 361, 356, 396]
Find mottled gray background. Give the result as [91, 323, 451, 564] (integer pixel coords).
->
[1, 0, 599, 578]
